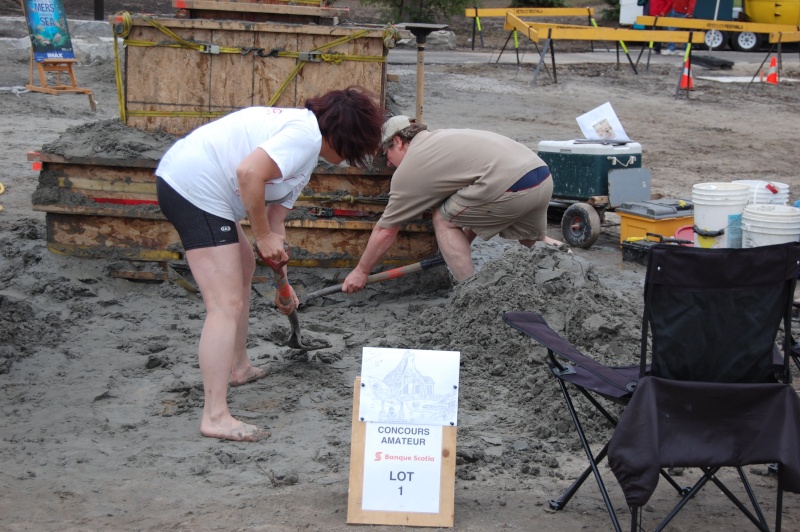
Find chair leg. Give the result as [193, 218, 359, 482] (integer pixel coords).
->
[654, 467, 771, 532]
[776, 467, 784, 532]
[549, 443, 609, 510]
[734, 467, 770, 531]
[557, 379, 622, 532]
[630, 506, 639, 532]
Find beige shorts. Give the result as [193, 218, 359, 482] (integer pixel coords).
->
[438, 176, 553, 241]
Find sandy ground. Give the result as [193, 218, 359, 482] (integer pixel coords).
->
[2, 9, 800, 532]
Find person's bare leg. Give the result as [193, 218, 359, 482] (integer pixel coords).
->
[186, 243, 269, 442]
[433, 209, 475, 282]
[229, 224, 269, 387]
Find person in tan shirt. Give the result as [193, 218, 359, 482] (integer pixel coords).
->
[343, 116, 565, 292]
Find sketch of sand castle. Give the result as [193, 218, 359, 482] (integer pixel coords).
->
[364, 349, 458, 425]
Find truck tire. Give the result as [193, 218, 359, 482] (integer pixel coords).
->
[732, 31, 763, 52]
[702, 30, 728, 51]
[561, 203, 601, 249]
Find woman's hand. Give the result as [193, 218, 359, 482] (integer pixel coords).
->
[255, 232, 288, 264]
[274, 283, 299, 315]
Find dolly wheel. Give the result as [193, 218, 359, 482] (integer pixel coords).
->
[561, 203, 601, 249]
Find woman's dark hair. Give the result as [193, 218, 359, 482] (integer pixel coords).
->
[305, 86, 385, 167]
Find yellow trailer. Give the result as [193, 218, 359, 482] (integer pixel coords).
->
[636, 0, 800, 52]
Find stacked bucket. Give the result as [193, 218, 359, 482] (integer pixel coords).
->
[691, 180, 800, 249]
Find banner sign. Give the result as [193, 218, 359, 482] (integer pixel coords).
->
[22, 0, 75, 62]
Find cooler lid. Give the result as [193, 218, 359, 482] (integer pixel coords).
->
[617, 199, 694, 219]
[537, 139, 642, 155]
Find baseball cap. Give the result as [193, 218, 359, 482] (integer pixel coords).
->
[381, 115, 413, 144]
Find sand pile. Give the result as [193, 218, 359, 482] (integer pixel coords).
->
[386, 244, 646, 479]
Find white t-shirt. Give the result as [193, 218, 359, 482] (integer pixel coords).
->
[155, 107, 322, 221]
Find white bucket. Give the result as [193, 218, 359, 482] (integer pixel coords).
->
[692, 182, 751, 249]
[741, 204, 800, 248]
[732, 180, 790, 205]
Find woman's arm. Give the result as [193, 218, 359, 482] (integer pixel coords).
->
[237, 148, 288, 263]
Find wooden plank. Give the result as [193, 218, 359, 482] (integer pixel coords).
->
[42, 211, 436, 267]
[32, 203, 166, 219]
[466, 7, 594, 18]
[636, 16, 799, 34]
[308, 164, 392, 196]
[505, 15, 706, 43]
[28, 151, 158, 168]
[294, 32, 386, 109]
[121, 16, 386, 35]
[209, 29, 258, 110]
[252, 30, 302, 109]
[125, 25, 212, 134]
[770, 30, 800, 43]
[48, 242, 182, 261]
[177, 0, 347, 17]
[47, 212, 180, 251]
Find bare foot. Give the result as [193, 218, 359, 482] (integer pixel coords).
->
[229, 365, 269, 387]
[201, 421, 271, 442]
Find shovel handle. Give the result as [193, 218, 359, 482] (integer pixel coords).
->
[302, 256, 446, 303]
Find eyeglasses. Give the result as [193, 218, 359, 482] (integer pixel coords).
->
[382, 143, 396, 157]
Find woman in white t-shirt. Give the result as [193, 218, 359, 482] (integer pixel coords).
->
[155, 87, 384, 443]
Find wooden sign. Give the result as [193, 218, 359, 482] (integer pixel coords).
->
[347, 347, 460, 527]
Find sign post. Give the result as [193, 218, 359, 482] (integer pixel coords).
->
[347, 347, 459, 527]
[20, 0, 96, 111]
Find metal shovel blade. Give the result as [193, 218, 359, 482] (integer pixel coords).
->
[282, 310, 329, 352]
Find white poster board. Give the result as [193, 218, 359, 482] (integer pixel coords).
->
[359, 347, 460, 426]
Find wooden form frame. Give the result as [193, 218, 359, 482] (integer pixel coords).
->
[28, 151, 437, 268]
[26, 55, 97, 112]
[120, 16, 386, 135]
[347, 376, 457, 527]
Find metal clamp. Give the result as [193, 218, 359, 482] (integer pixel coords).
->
[200, 44, 220, 54]
[298, 51, 322, 62]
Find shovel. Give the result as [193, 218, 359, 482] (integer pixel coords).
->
[259, 250, 327, 352]
[300, 255, 446, 306]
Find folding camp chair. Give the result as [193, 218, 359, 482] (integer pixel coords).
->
[503, 242, 800, 532]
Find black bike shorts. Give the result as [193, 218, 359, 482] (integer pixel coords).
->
[156, 176, 239, 251]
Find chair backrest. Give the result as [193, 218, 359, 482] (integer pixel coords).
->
[641, 242, 800, 383]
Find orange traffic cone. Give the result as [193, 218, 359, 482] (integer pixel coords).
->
[766, 56, 779, 85]
[679, 58, 694, 90]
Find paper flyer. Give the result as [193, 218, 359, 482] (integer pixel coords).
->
[576, 102, 631, 143]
